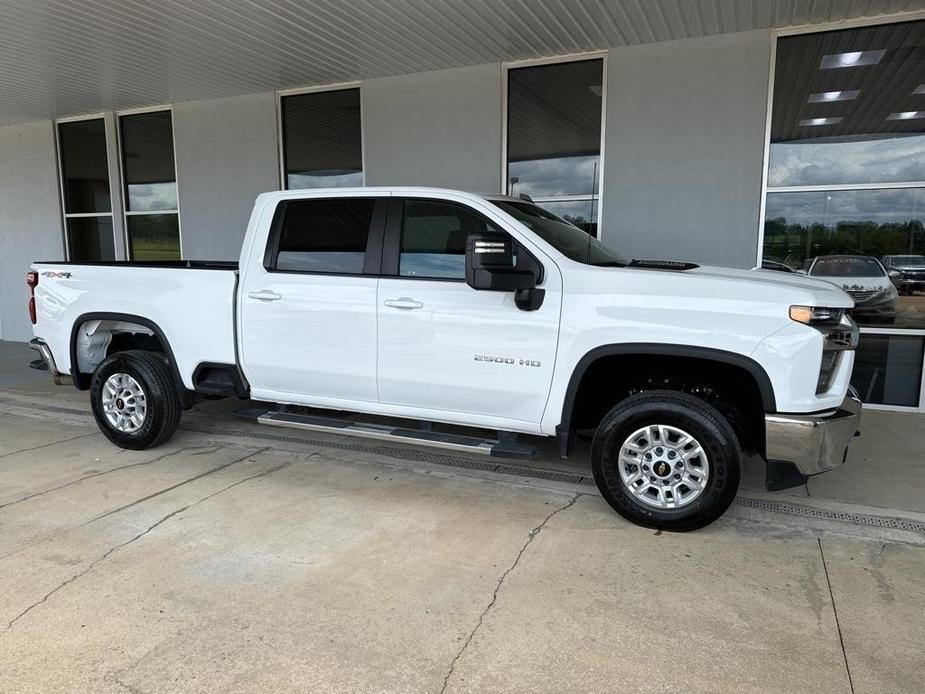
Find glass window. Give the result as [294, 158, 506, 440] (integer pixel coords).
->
[281, 89, 363, 189]
[274, 198, 374, 274]
[59, 119, 111, 214]
[399, 200, 500, 279]
[57, 118, 115, 261]
[506, 59, 603, 236]
[769, 21, 925, 187]
[763, 189, 924, 328]
[66, 217, 115, 262]
[119, 110, 181, 260]
[851, 334, 924, 407]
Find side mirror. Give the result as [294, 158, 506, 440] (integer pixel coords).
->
[888, 269, 902, 279]
[465, 232, 536, 292]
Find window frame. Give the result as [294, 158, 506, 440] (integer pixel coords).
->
[758, 12, 925, 414]
[276, 82, 365, 191]
[380, 197, 544, 284]
[116, 105, 183, 261]
[263, 196, 387, 278]
[500, 52, 608, 237]
[55, 114, 118, 262]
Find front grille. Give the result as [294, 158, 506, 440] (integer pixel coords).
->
[847, 289, 876, 303]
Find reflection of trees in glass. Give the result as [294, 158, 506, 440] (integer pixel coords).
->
[128, 214, 180, 261]
[763, 217, 924, 267]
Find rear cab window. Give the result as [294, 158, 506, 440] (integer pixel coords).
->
[266, 197, 385, 275]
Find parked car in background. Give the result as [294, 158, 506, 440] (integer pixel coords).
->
[800, 255, 897, 324]
[881, 254, 925, 295]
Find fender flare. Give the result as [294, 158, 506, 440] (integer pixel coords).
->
[69, 312, 186, 393]
[558, 343, 777, 442]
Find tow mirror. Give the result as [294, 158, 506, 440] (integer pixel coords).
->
[465, 232, 544, 310]
[465, 232, 536, 292]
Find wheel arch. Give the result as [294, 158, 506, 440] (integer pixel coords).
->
[69, 312, 185, 395]
[557, 343, 777, 455]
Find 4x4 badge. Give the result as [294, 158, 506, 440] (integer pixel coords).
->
[41, 271, 72, 279]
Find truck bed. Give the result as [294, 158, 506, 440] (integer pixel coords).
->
[31, 260, 239, 389]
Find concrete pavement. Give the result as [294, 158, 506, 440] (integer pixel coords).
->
[0, 340, 923, 693]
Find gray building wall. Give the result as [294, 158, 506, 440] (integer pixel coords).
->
[600, 31, 771, 268]
[173, 92, 280, 260]
[363, 64, 502, 193]
[0, 120, 64, 342]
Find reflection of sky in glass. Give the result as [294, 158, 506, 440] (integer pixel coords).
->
[508, 155, 599, 197]
[765, 188, 924, 228]
[288, 171, 363, 189]
[769, 135, 925, 186]
[127, 182, 178, 211]
[536, 199, 596, 225]
[400, 253, 465, 279]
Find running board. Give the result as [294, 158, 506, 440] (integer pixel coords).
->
[233, 408, 537, 459]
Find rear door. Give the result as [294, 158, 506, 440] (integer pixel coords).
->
[239, 193, 386, 405]
[376, 196, 561, 427]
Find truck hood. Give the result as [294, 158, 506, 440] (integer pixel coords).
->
[587, 262, 856, 310]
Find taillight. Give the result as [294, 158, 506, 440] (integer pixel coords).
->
[26, 271, 38, 324]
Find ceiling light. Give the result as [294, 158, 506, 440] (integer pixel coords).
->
[808, 90, 860, 103]
[913, 84, 925, 95]
[819, 49, 885, 69]
[886, 111, 925, 120]
[799, 117, 843, 126]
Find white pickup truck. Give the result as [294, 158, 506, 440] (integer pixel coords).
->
[28, 187, 861, 530]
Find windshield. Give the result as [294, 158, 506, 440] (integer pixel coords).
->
[811, 256, 885, 278]
[490, 200, 628, 267]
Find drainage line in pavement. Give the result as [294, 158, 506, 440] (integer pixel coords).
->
[0, 431, 98, 461]
[817, 538, 855, 694]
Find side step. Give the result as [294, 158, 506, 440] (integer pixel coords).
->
[233, 408, 537, 460]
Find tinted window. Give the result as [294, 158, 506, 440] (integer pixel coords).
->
[282, 89, 363, 189]
[399, 200, 500, 279]
[120, 111, 178, 212]
[67, 217, 115, 262]
[126, 214, 181, 261]
[275, 198, 375, 274]
[59, 119, 111, 214]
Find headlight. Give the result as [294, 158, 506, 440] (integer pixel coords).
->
[789, 306, 845, 326]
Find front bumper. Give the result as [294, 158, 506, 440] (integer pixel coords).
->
[765, 387, 862, 477]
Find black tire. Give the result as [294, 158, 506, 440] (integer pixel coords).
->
[591, 390, 741, 531]
[90, 350, 182, 450]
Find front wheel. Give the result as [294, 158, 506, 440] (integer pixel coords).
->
[591, 390, 741, 531]
[90, 350, 182, 450]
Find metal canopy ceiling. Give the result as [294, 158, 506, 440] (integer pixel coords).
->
[0, 0, 923, 127]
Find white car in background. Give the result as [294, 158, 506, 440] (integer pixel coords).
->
[800, 255, 897, 324]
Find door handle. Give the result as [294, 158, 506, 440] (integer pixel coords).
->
[384, 297, 424, 310]
[247, 289, 282, 302]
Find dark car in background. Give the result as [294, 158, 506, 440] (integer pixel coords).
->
[800, 255, 898, 324]
[881, 255, 925, 295]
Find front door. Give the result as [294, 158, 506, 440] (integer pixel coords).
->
[240, 194, 385, 405]
[377, 198, 561, 427]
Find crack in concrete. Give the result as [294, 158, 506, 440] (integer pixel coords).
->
[4, 449, 286, 632]
[0, 446, 223, 512]
[438, 494, 579, 694]
[0, 431, 98, 461]
[817, 538, 855, 694]
[76, 447, 268, 529]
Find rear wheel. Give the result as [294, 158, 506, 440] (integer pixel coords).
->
[90, 350, 182, 450]
[591, 390, 741, 531]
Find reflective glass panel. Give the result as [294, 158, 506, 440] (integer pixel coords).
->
[763, 188, 925, 328]
[127, 214, 181, 261]
[282, 89, 363, 190]
[67, 217, 115, 262]
[58, 119, 111, 214]
[852, 334, 924, 406]
[507, 60, 603, 198]
[120, 111, 178, 211]
[769, 20, 925, 187]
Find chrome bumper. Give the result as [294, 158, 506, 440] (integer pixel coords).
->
[765, 388, 862, 476]
[29, 338, 73, 386]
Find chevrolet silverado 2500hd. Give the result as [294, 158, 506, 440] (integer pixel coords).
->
[28, 187, 861, 530]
